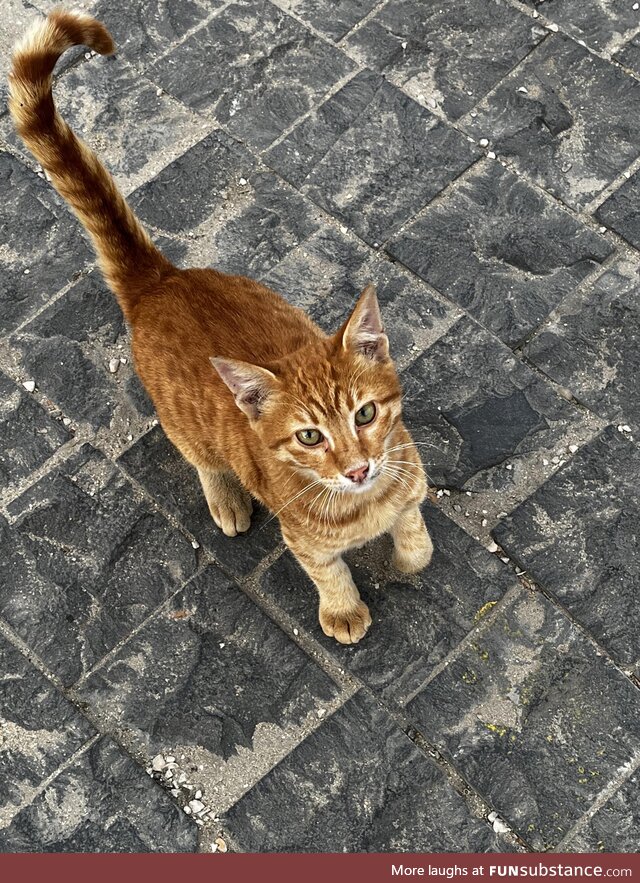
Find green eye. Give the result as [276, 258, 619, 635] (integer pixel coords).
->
[355, 402, 376, 427]
[296, 428, 323, 446]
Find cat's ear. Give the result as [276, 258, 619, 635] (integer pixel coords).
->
[210, 357, 279, 420]
[341, 283, 389, 362]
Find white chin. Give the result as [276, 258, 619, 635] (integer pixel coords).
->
[342, 475, 377, 494]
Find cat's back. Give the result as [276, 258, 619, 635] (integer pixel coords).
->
[131, 265, 323, 369]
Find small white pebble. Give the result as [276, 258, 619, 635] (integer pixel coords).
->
[293, 628, 299, 635]
[634, 2, 639, 10]
[108, 357, 120, 374]
[532, 10, 539, 16]
[598, 226, 607, 233]
[505, 464, 513, 471]
[428, 98, 437, 108]
[487, 540, 499, 553]
[568, 444, 578, 454]
[401, 41, 407, 49]
[62, 417, 72, 426]
[443, 488, 451, 496]
[183, 806, 192, 815]
[23, 268, 30, 275]
[191, 539, 200, 549]
[546, 22, 559, 31]
[487, 151, 496, 159]
[238, 177, 247, 186]
[317, 707, 326, 717]
[156, 87, 163, 96]
[215, 838, 228, 853]
[542, 458, 549, 466]
[189, 800, 204, 813]
[219, 642, 225, 649]
[481, 518, 488, 527]
[166, 756, 175, 763]
[120, 356, 127, 364]
[195, 790, 202, 800]
[22, 380, 36, 393]
[436, 489, 444, 498]
[517, 86, 528, 94]
[479, 137, 489, 147]
[210, 844, 218, 853]
[618, 424, 632, 433]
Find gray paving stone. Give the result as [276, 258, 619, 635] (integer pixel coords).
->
[406, 589, 640, 850]
[223, 691, 508, 852]
[265, 71, 479, 245]
[271, 0, 379, 42]
[0, 151, 92, 334]
[9, 270, 154, 431]
[525, 258, 640, 428]
[387, 160, 612, 347]
[0, 633, 94, 824]
[344, 0, 542, 121]
[118, 426, 281, 578]
[0, 371, 70, 490]
[463, 35, 640, 211]
[260, 225, 457, 368]
[75, 0, 216, 66]
[147, 0, 355, 150]
[596, 168, 640, 249]
[130, 131, 322, 278]
[494, 427, 640, 672]
[400, 316, 590, 495]
[615, 33, 640, 75]
[566, 770, 640, 853]
[260, 504, 516, 703]
[78, 567, 339, 766]
[523, 0, 639, 55]
[1, 445, 197, 686]
[1, 54, 211, 196]
[0, 737, 198, 852]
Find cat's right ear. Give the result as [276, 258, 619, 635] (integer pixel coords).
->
[210, 357, 279, 420]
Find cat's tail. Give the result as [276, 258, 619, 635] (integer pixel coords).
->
[8, 9, 173, 320]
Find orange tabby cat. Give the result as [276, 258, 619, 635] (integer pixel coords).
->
[9, 10, 432, 644]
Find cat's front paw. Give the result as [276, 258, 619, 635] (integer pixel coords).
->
[319, 600, 372, 645]
[209, 490, 253, 537]
[393, 529, 433, 574]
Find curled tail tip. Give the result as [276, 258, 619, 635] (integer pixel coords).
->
[10, 8, 114, 81]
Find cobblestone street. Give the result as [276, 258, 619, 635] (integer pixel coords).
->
[1, 0, 640, 853]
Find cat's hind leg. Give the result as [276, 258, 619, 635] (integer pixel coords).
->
[197, 467, 253, 537]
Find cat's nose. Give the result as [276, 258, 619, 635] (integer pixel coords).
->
[345, 462, 369, 483]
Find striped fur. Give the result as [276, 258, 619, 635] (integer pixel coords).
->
[8, 9, 172, 319]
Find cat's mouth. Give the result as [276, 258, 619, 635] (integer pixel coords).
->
[336, 461, 380, 494]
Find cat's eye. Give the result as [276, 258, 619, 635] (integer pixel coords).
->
[355, 402, 376, 427]
[296, 428, 324, 446]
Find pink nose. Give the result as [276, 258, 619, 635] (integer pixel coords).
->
[345, 463, 369, 483]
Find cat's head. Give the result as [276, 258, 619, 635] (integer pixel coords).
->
[211, 285, 404, 494]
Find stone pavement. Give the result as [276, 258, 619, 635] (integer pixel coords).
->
[1, 0, 640, 855]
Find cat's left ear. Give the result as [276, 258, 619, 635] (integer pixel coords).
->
[341, 283, 389, 362]
[210, 357, 279, 420]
